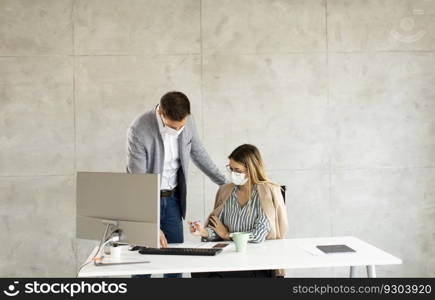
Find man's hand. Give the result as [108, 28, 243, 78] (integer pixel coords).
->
[209, 215, 230, 240]
[159, 229, 168, 248]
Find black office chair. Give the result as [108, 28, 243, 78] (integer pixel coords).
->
[276, 185, 287, 278]
[280, 185, 286, 203]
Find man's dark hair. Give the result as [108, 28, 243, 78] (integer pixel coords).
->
[160, 91, 191, 121]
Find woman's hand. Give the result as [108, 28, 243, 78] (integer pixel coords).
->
[209, 215, 230, 240]
[187, 221, 208, 238]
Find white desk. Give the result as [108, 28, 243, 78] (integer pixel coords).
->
[77, 236, 402, 278]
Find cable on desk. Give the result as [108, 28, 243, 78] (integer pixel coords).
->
[76, 225, 119, 277]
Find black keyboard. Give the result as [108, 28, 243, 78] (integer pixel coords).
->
[135, 247, 222, 256]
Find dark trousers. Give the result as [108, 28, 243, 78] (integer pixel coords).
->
[132, 193, 184, 278]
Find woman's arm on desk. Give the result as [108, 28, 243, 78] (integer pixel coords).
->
[208, 215, 230, 240]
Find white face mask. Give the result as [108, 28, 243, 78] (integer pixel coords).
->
[229, 171, 248, 186]
[160, 113, 184, 137]
[164, 125, 184, 137]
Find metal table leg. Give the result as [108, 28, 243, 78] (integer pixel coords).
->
[349, 266, 356, 278]
[366, 265, 376, 278]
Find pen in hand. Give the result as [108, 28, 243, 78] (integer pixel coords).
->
[189, 220, 200, 232]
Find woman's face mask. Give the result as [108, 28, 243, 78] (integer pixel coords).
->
[226, 163, 248, 185]
[229, 171, 248, 185]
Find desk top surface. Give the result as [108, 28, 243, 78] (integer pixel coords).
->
[78, 236, 402, 277]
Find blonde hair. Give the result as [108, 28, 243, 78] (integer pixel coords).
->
[229, 144, 278, 205]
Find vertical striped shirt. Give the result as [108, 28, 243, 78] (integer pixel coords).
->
[205, 184, 270, 243]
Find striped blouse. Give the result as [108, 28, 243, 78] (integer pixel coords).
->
[205, 184, 270, 243]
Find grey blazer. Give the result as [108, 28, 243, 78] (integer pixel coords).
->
[126, 106, 226, 218]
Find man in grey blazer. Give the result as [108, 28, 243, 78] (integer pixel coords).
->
[126, 91, 226, 277]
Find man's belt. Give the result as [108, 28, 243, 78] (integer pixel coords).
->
[160, 189, 176, 198]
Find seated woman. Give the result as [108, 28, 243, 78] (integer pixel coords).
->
[188, 144, 288, 277]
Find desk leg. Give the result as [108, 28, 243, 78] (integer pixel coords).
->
[349, 266, 356, 278]
[366, 265, 376, 278]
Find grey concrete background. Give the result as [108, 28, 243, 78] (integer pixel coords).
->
[0, 0, 434, 277]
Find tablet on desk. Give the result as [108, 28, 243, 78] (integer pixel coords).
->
[316, 244, 356, 254]
[196, 242, 233, 252]
[213, 243, 229, 249]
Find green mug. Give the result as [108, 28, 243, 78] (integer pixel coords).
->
[229, 232, 251, 252]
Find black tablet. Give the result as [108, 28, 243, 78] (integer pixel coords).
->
[316, 244, 356, 254]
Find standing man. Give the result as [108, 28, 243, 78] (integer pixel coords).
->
[126, 91, 226, 277]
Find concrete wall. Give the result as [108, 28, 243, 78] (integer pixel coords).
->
[0, 0, 434, 277]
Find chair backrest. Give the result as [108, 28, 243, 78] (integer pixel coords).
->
[280, 185, 286, 203]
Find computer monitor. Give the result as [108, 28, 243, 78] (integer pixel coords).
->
[76, 172, 160, 248]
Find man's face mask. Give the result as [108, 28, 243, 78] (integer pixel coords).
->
[164, 124, 184, 136]
[161, 114, 185, 136]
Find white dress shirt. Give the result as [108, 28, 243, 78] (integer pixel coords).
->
[156, 106, 182, 190]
